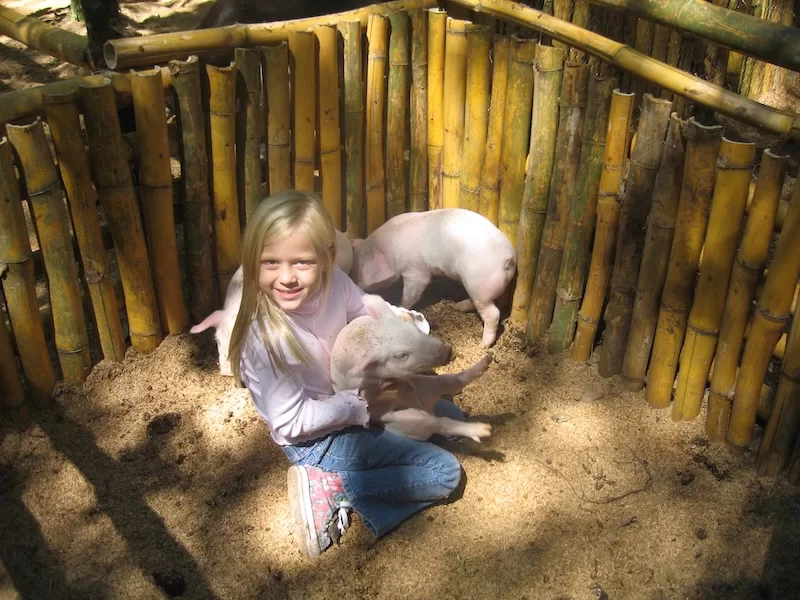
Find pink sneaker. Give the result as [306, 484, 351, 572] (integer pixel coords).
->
[287, 465, 353, 558]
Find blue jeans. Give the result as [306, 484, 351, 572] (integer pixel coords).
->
[282, 399, 466, 538]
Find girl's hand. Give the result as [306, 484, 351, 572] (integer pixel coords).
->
[360, 381, 418, 419]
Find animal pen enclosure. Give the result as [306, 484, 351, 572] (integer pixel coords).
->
[1, 0, 800, 596]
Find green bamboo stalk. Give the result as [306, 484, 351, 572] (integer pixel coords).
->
[408, 9, 428, 213]
[386, 10, 410, 219]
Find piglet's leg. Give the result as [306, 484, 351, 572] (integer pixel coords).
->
[400, 270, 431, 309]
[474, 300, 501, 348]
[382, 408, 492, 443]
[407, 354, 492, 412]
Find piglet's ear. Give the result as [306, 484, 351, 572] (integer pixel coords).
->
[362, 294, 396, 319]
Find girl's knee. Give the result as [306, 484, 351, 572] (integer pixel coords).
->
[438, 451, 463, 494]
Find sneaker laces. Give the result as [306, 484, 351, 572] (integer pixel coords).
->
[327, 500, 352, 545]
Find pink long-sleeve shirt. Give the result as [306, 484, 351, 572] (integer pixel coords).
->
[239, 267, 371, 446]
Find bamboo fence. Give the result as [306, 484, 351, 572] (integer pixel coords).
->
[408, 10, 429, 214]
[316, 26, 344, 228]
[262, 42, 292, 197]
[427, 9, 446, 211]
[441, 18, 468, 210]
[365, 15, 388, 234]
[386, 11, 410, 220]
[338, 23, 365, 238]
[235, 47, 263, 223]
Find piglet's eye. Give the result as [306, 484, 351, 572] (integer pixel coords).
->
[394, 352, 409, 361]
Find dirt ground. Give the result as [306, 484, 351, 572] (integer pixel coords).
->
[2, 1, 800, 599]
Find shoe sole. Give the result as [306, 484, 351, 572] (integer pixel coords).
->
[287, 465, 320, 558]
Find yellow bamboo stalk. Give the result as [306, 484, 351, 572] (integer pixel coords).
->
[706, 149, 789, 442]
[526, 61, 590, 341]
[572, 89, 635, 362]
[497, 36, 537, 250]
[0, 5, 90, 70]
[427, 9, 447, 210]
[441, 18, 468, 210]
[408, 9, 428, 214]
[207, 62, 241, 294]
[7, 118, 91, 384]
[42, 91, 126, 363]
[0, 317, 28, 423]
[645, 119, 723, 408]
[386, 11, 410, 219]
[478, 35, 510, 225]
[366, 14, 389, 234]
[0, 137, 54, 409]
[458, 24, 492, 213]
[289, 31, 317, 193]
[262, 43, 292, 196]
[338, 23, 365, 238]
[728, 184, 800, 453]
[79, 79, 161, 353]
[672, 138, 755, 422]
[315, 25, 344, 228]
[235, 47, 264, 224]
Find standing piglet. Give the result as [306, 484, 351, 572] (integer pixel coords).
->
[331, 295, 493, 442]
[351, 208, 516, 348]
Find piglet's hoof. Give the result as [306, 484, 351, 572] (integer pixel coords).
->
[457, 422, 492, 443]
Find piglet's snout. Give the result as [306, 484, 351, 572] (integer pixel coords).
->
[439, 344, 453, 365]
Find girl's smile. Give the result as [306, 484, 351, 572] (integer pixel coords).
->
[259, 229, 322, 311]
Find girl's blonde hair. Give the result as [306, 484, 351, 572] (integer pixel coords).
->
[229, 190, 337, 384]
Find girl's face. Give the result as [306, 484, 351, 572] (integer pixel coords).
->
[259, 228, 322, 312]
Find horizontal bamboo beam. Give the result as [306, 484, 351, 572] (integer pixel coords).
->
[0, 69, 173, 126]
[587, 0, 800, 73]
[450, 0, 800, 139]
[0, 5, 91, 70]
[104, 0, 439, 70]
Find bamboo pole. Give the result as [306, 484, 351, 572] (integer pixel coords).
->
[206, 62, 241, 294]
[289, 31, 317, 193]
[790, 434, 800, 485]
[79, 79, 162, 354]
[526, 62, 590, 341]
[478, 35, 510, 225]
[130, 68, 190, 335]
[497, 36, 537, 250]
[0, 137, 54, 408]
[509, 44, 566, 328]
[169, 56, 216, 325]
[105, 0, 439, 70]
[338, 23, 365, 238]
[441, 18, 468, 210]
[757, 310, 800, 476]
[621, 113, 686, 391]
[386, 11, 410, 219]
[427, 9, 446, 211]
[458, 24, 492, 213]
[408, 10, 428, 214]
[571, 89, 635, 362]
[645, 119, 723, 408]
[672, 138, 756, 421]
[262, 42, 292, 196]
[728, 185, 800, 453]
[0, 5, 90, 70]
[449, 0, 800, 140]
[598, 94, 672, 377]
[41, 91, 126, 363]
[548, 75, 616, 353]
[235, 47, 264, 224]
[366, 14, 389, 234]
[316, 25, 344, 228]
[0, 317, 28, 423]
[7, 118, 91, 384]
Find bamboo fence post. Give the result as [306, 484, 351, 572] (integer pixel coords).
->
[706, 150, 787, 441]
[427, 9, 446, 210]
[672, 138, 756, 421]
[549, 75, 616, 353]
[0, 137, 54, 409]
[790, 434, 800, 485]
[645, 119, 723, 408]
[262, 42, 292, 196]
[408, 9, 428, 214]
[289, 31, 317, 193]
[498, 36, 537, 250]
[7, 118, 91, 383]
[41, 91, 126, 363]
[206, 62, 241, 294]
[526, 61, 590, 342]
[572, 89, 635, 362]
[131, 68, 189, 335]
[338, 23, 365, 238]
[728, 186, 800, 453]
[631, 18, 655, 105]
[366, 14, 389, 234]
[478, 35, 510, 225]
[597, 94, 672, 377]
[386, 11, 410, 219]
[458, 24, 492, 213]
[569, 0, 591, 63]
[0, 317, 27, 423]
[79, 80, 161, 353]
[620, 113, 686, 390]
[647, 24, 670, 97]
[169, 56, 216, 324]
[235, 47, 264, 224]
[441, 17, 468, 210]
[757, 310, 800, 476]
[509, 44, 566, 328]
[316, 25, 344, 228]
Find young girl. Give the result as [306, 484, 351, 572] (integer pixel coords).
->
[228, 190, 466, 558]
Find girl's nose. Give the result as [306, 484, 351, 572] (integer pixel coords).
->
[278, 265, 296, 285]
